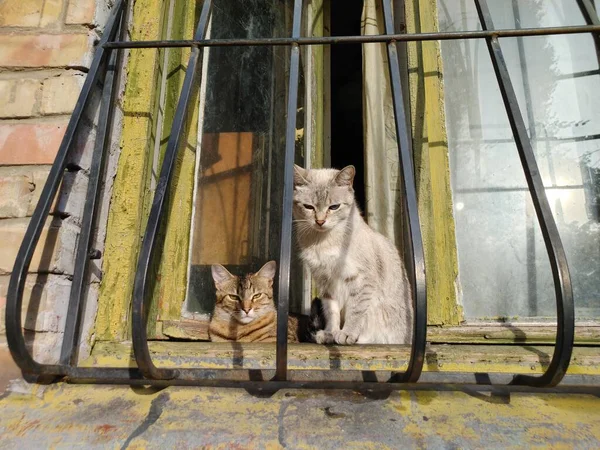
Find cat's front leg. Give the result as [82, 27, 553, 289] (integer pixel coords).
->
[314, 296, 340, 344]
[331, 285, 371, 345]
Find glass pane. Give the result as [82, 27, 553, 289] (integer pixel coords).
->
[206, 0, 294, 39]
[185, 0, 305, 316]
[439, 0, 600, 320]
[437, 0, 587, 32]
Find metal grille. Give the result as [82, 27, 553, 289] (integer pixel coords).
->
[6, 0, 600, 391]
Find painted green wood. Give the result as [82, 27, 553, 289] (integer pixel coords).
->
[95, 0, 167, 341]
[405, 0, 463, 326]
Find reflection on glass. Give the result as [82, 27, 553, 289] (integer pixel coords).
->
[438, 0, 600, 319]
[186, 0, 304, 315]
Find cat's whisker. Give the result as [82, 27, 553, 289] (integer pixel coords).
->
[294, 223, 315, 240]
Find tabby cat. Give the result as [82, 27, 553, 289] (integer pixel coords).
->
[209, 261, 319, 343]
[293, 164, 413, 345]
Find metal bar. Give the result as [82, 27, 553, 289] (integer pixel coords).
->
[60, 13, 124, 366]
[579, 0, 600, 25]
[5, 0, 126, 376]
[57, 367, 600, 394]
[103, 24, 600, 49]
[131, 0, 212, 380]
[381, 0, 427, 383]
[474, 0, 575, 387]
[274, 0, 303, 382]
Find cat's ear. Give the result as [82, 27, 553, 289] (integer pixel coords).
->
[255, 260, 277, 281]
[294, 164, 308, 187]
[335, 165, 355, 187]
[211, 264, 235, 286]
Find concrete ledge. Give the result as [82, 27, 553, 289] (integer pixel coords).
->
[1, 380, 599, 448]
[83, 341, 600, 375]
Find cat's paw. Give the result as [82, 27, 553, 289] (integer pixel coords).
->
[333, 330, 358, 345]
[314, 330, 335, 344]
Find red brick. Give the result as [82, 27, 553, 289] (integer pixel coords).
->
[0, 173, 35, 218]
[0, 274, 71, 335]
[0, 217, 78, 275]
[65, 0, 95, 25]
[0, 79, 40, 119]
[40, 74, 84, 115]
[0, 122, 67, 165]
[0, 0, 62, 28]
[0, 34, 92, 69]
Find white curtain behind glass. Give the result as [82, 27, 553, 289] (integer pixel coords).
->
[361, 0, 404, 248]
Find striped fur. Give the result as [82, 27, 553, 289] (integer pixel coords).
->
[209, 261, 312, 343]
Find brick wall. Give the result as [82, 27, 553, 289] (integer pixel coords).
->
[0, 0, 112, 363]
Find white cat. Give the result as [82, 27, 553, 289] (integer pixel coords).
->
[293, 164, 413, 345]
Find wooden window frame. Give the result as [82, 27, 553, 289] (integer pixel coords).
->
[94, 0, 600, 347]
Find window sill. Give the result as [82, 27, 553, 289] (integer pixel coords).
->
[427, 324, 600, 345]
[84, 341, 600, 376]
[157, 319, 600, 345]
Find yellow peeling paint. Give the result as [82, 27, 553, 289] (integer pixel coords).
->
[2, 383, 600, 448]
[82, 341, 600, 375]
[153, 0, 199, 327]
[95, 0, 165, 341]
[96, 0, 201, 340]
[406, 0, 462, 325]
[389, 391, 600, 445]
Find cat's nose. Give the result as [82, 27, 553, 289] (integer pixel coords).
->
[315, 219, 325, 226]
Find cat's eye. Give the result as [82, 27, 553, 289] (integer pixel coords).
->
[252, 293, 261, 300]
[329, 204, 340, 210]
[229, 294, 241, 301]
[303, 204, 315, 210]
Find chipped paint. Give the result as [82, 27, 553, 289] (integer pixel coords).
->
[95, 0, 199, 342]
[406, 0, 463, 326]
[81, 341, 600, 375]
[152, 0, 199, 327]
[1, 382, 599, 448]
[95, 0, 165, 341]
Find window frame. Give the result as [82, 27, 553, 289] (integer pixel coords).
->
[94, 0, 600, 344]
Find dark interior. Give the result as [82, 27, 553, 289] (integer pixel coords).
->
[330, 0, 365, 211]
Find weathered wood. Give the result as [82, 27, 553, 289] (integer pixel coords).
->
[95, 0, 166, 341]
[427, 325, 600, 345]
[162, 319, 210, 340]
[153, 0, 199, 330]
[157, 314, 600, 344]
[405, 0, 462, 325]
[86, 341, 600, 375]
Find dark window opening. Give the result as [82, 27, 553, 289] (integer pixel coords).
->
[330, 0, 365, 211]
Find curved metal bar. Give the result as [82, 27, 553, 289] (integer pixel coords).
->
[381, 0, 427, 383]
[131, 0, 212, 380]
[577, 0, 600, 61]
[5, 0, 126, 376]
[60, 23, 124, 367]
[274, 0, 303, 382]
[474, 0, 575, 387]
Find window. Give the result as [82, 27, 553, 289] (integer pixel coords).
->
[439, 0, 600, 322]
[185, 0, 300, 317]
[7, 0, 588, 387]
[90, 0, 599, 347]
